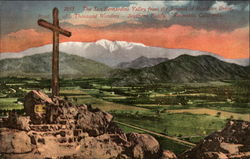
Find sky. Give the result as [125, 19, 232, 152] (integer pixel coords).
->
[0, 0, 249, 59]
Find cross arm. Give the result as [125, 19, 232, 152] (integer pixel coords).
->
[38, 19, 71, 37]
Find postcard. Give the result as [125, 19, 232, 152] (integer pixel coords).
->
[0, 1, 249, 159]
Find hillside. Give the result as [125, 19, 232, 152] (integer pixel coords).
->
[116, 56, 168, 69]
[113, 55, 250, 85]
[0, 52, 112, 78]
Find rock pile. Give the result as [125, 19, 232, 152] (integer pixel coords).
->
[0, 90, 175, 159]
[179, 120, 250, 159]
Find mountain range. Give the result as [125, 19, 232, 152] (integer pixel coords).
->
[0, 52, 112, 78]
[1, 39, 249, 67]
[112, 54, 250, 85]
[116, 56, 169, 69]
[1, 52, 249, 84]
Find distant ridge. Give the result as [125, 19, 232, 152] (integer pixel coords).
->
[113, 54, 250, 85]
[116, 56, 169, 69]
[0, 52, 112, 78]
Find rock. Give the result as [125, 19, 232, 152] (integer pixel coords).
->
[3, 113, 30, 131]
[76, 110, 113, 136]
[127, 133, 161, 159]
[220, 142, 242, 154]
[23, 90, 117, 136]
[78, 134, 125, 159]
[24, 90, 54, 124]
[160, 150, 177, 159]
[133, 145, 144, 159]
[203, 152, 228, 159]
[103, 111, 113, 122]
[179, 120, 250, 159]
[0, 128, 32, 153]
[16, 116, 31, 131]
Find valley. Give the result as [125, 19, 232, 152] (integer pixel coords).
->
[0, 40, 249, 155]
[0, 77, 249, 155]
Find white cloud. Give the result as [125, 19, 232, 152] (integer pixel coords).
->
[209, 1, 241, 14]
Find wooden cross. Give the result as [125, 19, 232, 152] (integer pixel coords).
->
[38, 8, 71, 97]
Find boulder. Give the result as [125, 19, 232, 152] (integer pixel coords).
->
[133, 145, 144, 159]
[127, 133, 161, 159]
[0, 128, 32, 153]
[160, 150, 177, 159]
[179, 120, 250, 159]
[76, 109, 114, 136]
[16, 116, 31, 131]
[24, 90, 54, 124]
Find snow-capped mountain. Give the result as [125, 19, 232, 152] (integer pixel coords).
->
[95, 39, 145, 52]
[0, 39, 249, 66]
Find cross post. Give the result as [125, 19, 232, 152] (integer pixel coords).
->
[38, 8, 71, 97]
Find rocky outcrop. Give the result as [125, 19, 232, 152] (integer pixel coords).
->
[0, 90, 171, 159]
[0, 128, 32, 154]
[179, 120, 250, 159]
[24, 90, 54, 124]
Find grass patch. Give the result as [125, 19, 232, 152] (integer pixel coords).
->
[112, 110, 226, 137]
[0, 98, 23, 110]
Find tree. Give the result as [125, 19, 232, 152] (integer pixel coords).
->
[163, 128, 168, 135]
[216, 112, 221, 117]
